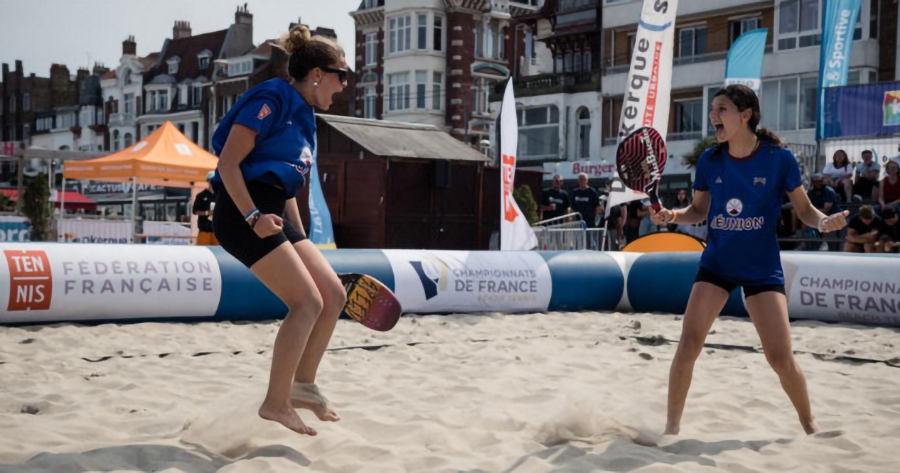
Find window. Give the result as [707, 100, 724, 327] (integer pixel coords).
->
[418, 14, 428, 50]
[149, 92, 157, 112]
[123, 70, 132, 85]
[484, 23, 494, 58]
[473, 77, 497, 115]
[124, 133, 133, 148]
[433, 16, 443, 51]
[388, 73, 410, 111]
[23, 124, 29, 142]
[574, 52, 582, 72]
[113, 130, 120, 150]
[22, 93, 30, 111]
[81, 107, 93, 127]
[760, 76, 817, 131]
[730, 17, 760, 45]
[498, 27, 506, 61]
[96, 108, 104, 125]
[432, 72, 442, 110]
[158, 90, 168, 111]
[475, 23, 482, 57]
[627, 33, 637, 63]
[675, 100, 704, 134]
[777, 0, 820, 50]
[364, 87, 377, 118]
[680, 26, 707, 57]
[192, 122, 199, 144]
[416, 71, 427, 109]
[193, 85, 203, 106]
[564, 51, 572, 72]
[365, 33, 378, 66]
[517, 106, 560, 160]
[199, 56, 209, 68]
[168, 57, 179, 74]
[583, 50, 592, 71]
[389, 15, 411, 53]
[577, 108, 591, 159]
[178, 123, 185, 134]
[870, 0, 879, 39]
[525, 31, 534, 62]
[556, 55, 563, 72]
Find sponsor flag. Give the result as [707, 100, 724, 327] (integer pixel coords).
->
[816, 0, 862, 139]
[499, 80, 538, 251]
[724, 28, 768, 95]
[308, 133, 336, 249]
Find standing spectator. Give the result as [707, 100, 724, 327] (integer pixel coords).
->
[876, 207, 899, 253]
[192, 171, 219, 246]
[624, 200, 643, 243]
[844, 205, 882, 253]
[605, 200, 626, 250]
[822, 149, 853, 203]
[669, 189, 692, 234]
[853, 150, 881, 202]
[637, 199, 655, 237]
[540, 174, 570, 221]
[804, 173, 841, 250]
[570, 173, 601, 228]
[878, 161, 900, 212]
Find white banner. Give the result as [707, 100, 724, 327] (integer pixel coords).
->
[58, 219, 132, 244]
[500, 81, 538, 251]
[0, 244, 222, 323]
[143, 221, 192, 245]
[608, 0, 679, 214]
[384, 250, 552, 313]
[782, 253, 900, 326]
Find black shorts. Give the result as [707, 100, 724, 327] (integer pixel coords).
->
[213, 181, 307, 268]
[695, 267, 785, 298]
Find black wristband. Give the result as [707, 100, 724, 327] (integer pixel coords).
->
[249, 213, 261, 229]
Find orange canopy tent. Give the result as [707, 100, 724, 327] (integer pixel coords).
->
[61, 121, 219, 241]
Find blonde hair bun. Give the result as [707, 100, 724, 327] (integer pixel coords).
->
[281, 25, 311, 55]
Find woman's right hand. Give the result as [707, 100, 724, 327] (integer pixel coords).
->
[253, 214, 284, 238]
[650, 207, 673, 226]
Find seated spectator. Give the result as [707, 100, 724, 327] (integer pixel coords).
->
[802, 173, 841, 250]
[891, 143, 900, 169]
[878, 161, 900, 211]
[853, 150, 881, 202]
[876, 207, 899, 253]
[822, 149, 853, 202]
[605, 200, 626, 250]
[844, 205, 882, 253]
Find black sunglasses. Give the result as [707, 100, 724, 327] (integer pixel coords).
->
[321, 67, 350, 83]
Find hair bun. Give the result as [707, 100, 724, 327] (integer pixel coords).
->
[281, 25, 311, 55]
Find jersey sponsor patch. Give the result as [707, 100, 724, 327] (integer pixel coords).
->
[726, 198, 743, 216]
[257, 104, 272, 120]
[754, 177, 766, 187]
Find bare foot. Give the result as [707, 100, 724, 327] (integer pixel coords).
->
[802, 418, 821, 435]
[291, 383, 340, 422]
[664, 424, 680, 436]
[259, 402, 317, 436]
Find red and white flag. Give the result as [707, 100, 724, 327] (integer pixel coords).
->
[500, 81, 537, 251]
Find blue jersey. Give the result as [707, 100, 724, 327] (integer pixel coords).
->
[693, 141, 802, 285]
[210, 78, 315, 196]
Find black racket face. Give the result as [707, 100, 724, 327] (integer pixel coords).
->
[615, 127, 668, 194]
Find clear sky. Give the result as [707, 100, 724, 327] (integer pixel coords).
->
[0, 0, 360, 77]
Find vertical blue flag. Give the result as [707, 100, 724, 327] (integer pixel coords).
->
[308, 133, 336, 249]
[816, 0, 862, 139]
[724, 28, 768, 96]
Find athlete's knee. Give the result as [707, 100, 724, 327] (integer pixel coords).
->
[765, 351, 797, 376]
[675, 332, 705, 361]
[286, 289, 324, 322]
[320, 277, 347, 315]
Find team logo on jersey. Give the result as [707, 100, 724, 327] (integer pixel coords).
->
[726, 198, 743, 216]
[257, 104, 272, 120]
[715, 176, 723, 184]
[754, 177, 766, 187]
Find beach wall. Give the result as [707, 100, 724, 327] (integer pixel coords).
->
[1, 244, 897, 326]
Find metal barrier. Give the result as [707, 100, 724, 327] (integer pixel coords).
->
[532, 213, 588, 251]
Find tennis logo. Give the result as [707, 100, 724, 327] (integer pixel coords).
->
[409, 256, 450, 300]
[5, 250, 53, 311]
[726, 198, 743, 216]
[884, 91, 900, 126]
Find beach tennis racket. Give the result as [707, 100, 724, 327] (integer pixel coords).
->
[339, 273, 402, 332]
[616, 126, 668, 211]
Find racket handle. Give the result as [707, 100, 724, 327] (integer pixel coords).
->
[649, 192, 661, 212]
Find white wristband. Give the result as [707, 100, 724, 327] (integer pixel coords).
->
[817, 216, 826, 233]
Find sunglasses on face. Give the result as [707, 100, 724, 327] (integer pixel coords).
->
[321, 67, 350, 83]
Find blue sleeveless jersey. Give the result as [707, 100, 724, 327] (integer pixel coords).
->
[210, 78, 315, 196]
[693, 141, 802, 285]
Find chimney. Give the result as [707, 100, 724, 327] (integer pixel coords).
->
[122, 35, 137, 56]
[173, 21, 192, 40]
[235, 3, 253, 27]
[76, 67, 90, 84]
[92, 62, 109, 76]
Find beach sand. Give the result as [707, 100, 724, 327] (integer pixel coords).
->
[1, 312, 899, 472]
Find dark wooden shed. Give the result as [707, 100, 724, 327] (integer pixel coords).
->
[295, 115, 491, 249]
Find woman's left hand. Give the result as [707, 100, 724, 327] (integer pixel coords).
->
[820, 210, 849, 233]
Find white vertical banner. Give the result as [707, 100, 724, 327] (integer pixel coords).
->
[500, 80, 538, 251]
[607, 0, 679, 214]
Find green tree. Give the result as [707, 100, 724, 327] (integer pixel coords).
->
[513, 185, 539, 225]
[683, 135, 718, 169]
[22, 173, 51, 241]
